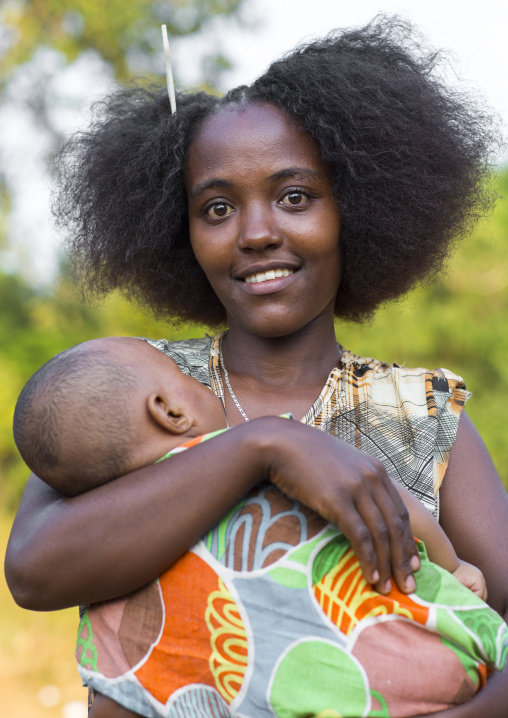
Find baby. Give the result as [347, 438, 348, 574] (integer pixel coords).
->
[13, 337, 506, 718]
[13, 337, 227, 498]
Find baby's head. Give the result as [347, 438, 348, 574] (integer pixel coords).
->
[13, 337, 226, 495]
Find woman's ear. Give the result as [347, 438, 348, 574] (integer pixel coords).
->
[147, 392, 192, 435]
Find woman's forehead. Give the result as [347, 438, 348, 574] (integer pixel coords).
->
[185, 103, 326, 188]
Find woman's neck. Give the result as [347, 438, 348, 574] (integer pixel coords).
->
[222, 313, 341, 391]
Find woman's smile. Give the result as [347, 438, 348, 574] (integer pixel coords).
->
[238, 264, 298, 295]
[186, 102, 342, 338]
[244, 268, 294, 284]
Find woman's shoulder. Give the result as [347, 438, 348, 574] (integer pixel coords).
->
[139, 335, 212, 387]
[340, 347, 468, 394]
[338, 349, 471, 512]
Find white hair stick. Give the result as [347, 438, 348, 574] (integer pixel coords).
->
[161, 25, 177, 114]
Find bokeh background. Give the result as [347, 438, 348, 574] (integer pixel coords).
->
[1, 1, 507, 716]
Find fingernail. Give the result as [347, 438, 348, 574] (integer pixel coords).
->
[372, 570, 379, 583]
[405, 575, 416, 593]
[384, 579, 392, 593]
[410, 555, 420, 571]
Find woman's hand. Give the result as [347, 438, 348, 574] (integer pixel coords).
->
[255, 417, 420, 595]
[6, 415, 419, 609]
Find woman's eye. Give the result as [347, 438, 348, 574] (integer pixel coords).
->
[206, 202, 234, 220]
[280, 191, 309, 206]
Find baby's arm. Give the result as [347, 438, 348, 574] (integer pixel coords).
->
[394, 481, 487, 600]
[89, 692, 143, 718]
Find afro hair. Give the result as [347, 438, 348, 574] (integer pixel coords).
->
[53, 15, 500, 324]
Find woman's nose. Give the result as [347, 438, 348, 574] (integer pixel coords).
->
[237, 204, 282, 251]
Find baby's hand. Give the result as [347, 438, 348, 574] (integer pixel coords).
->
[452, 560, 487, 601]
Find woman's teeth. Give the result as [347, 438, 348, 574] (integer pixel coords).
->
[244, 269, 294, 284]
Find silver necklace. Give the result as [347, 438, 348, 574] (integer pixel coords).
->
[219, 336, 345, 425]
[219, 337, 250, 422]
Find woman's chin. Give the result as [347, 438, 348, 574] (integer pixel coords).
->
[226, 307, 336, 341]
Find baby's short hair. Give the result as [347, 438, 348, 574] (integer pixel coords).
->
[13, 344, 138, 495]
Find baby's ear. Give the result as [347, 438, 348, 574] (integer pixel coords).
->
[147, 392, 192, 435]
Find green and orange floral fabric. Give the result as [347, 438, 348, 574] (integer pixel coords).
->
[77, 433, 508, 718]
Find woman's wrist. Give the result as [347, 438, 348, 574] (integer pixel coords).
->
[239, 415, 297, 474]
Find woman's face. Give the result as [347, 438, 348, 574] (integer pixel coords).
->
[186, 103, 342, 338]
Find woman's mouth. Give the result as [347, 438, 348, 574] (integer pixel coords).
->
[244, 268, 294, 284]
[238, 267, 298, 295]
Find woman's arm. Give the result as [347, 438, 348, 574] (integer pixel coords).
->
[89, 693, 142, 718]
[5, 416, 419, 610]
[411, 411, 508, 718]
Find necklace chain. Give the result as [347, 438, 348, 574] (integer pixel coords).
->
[218, 335, 345, 425]
[219, 337, 250, 422]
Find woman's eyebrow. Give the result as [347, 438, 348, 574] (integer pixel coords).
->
[189, 167, 323, 199]
[269, 167, 323, 182]
[190, 178, 234, 199]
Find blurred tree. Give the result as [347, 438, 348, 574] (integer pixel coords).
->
[0, 180, 10, 248]
[0, 0, 246, 85]
[0, 0, 249, 146]
[0, 0, 252, 280]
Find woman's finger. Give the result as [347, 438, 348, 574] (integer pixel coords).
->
[350, 492, 397, 593]
[335, 504, 383, 586]
[336, 461, 419, 593]
[373, 476, 421, 592]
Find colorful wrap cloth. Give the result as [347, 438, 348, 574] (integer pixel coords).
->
[77, 432, 508, 718]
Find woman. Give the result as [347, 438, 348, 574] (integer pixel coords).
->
[6, 16, 508, 717]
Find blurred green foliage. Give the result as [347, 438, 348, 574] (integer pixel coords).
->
[1, 169, 507, 512]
